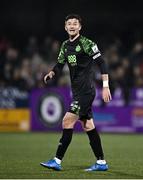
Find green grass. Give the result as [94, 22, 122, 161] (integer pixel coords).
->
[0, 132, 143, 179]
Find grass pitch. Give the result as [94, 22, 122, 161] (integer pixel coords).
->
[0, 132, 143, 179]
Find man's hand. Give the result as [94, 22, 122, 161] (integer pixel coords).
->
[44, 71, 55, 84]
[102, 87, 112, 103]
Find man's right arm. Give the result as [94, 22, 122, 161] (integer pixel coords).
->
[44, 42, 66, 84]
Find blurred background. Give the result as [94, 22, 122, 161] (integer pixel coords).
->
[0, 0, 143, 133]
[1, 1, 143, 179]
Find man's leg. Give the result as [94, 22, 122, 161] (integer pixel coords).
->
[81, 119, 104, 160]
[55, 112, 78, 160]
[40, 112, 78, 170]
[81, 119, 108, 171]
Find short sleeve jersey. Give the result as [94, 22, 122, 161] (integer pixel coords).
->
[57, 35, 101, 96]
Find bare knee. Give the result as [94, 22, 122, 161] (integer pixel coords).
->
[62, 112, 78, 129]
[62, 116, 72, 128]
[81, 119, 95, 132]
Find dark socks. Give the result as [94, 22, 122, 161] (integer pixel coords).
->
[56, 129, 73, 160]
[86, 128, 104, 160]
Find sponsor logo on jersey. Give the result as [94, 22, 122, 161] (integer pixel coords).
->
[68, 55, 77, 66]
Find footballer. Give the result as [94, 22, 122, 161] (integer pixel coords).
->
[40, 14, 112, 171]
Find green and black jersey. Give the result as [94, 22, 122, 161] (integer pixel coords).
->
[53, 35, 107, 96]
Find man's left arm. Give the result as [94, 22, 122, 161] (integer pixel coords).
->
[94, 55, 112, 103]
[82, 37, 112, 102]
[101, 73, 112, 103]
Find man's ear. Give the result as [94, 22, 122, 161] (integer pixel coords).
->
[65, 26, 67, 31]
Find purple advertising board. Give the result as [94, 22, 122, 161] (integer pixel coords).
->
[30, 87, 143, 133]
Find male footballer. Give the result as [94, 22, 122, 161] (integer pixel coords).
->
[40, 14, 112, 171]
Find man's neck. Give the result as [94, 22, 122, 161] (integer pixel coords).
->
[69, 34, 80, 42]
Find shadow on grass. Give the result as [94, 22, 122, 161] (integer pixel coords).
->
[41, 165, 88, 173]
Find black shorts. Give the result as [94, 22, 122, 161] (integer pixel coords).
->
[68, 90, 95, 120]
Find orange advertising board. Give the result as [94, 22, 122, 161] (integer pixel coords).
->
[0, 109, 30, 132]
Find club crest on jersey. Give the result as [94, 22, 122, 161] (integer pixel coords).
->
[75, 45, 81, 52]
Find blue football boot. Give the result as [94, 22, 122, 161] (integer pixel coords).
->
[40, 159, 62, 171]
[85, 163, 109, 172]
